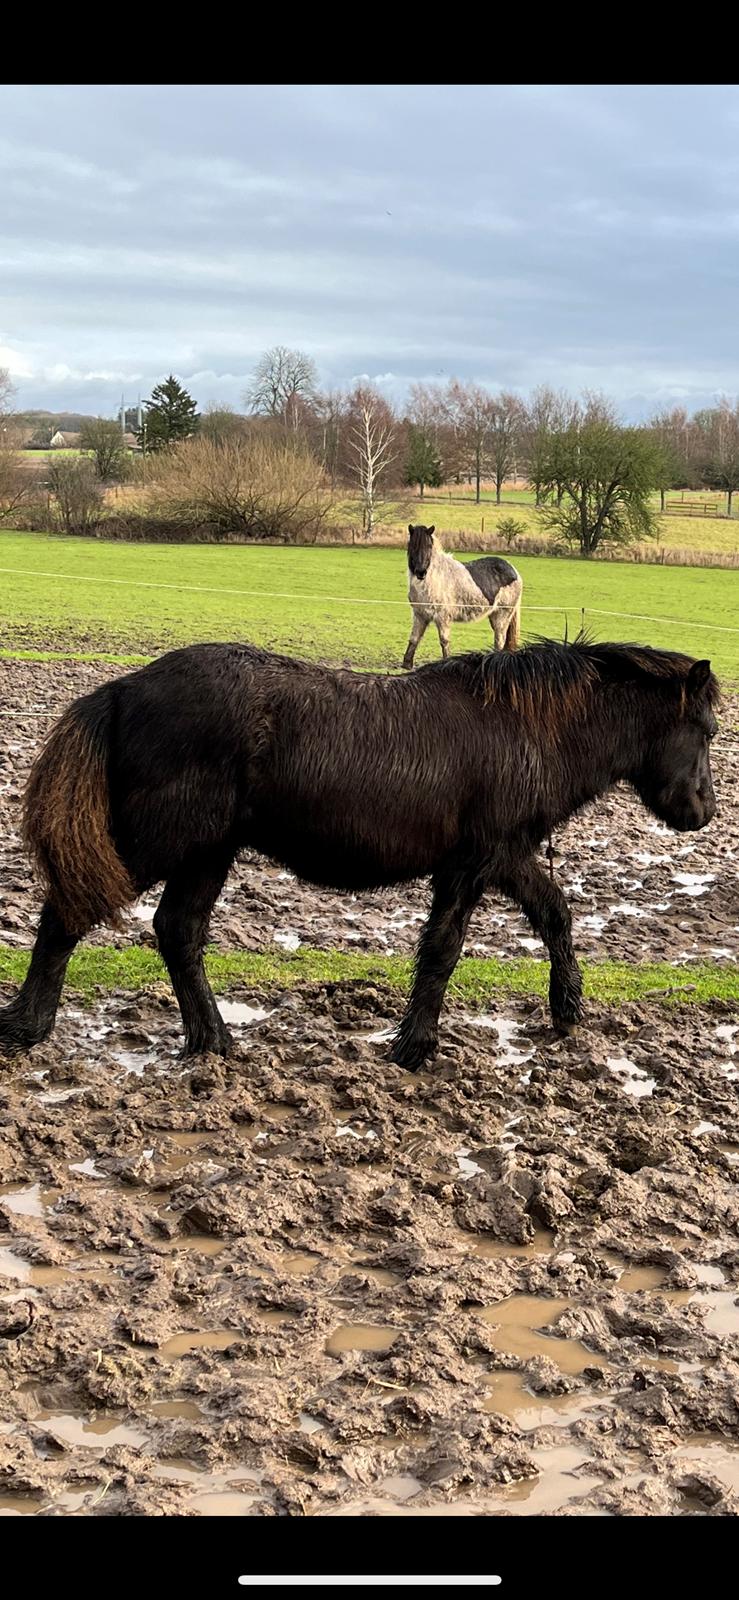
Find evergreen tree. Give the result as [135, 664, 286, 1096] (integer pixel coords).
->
[139, 376, 199, 452]
[404, 424, 443, 498]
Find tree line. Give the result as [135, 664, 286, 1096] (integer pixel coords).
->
[207, 351, 739, 544]
[3, 355, 739, 554]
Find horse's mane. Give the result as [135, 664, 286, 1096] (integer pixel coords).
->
[441, 634, 720, 727]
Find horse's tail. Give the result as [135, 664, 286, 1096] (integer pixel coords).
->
[504, 580, 522, 651]
[23, 685, 135, 935]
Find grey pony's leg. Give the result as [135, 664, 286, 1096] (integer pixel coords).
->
[0, 901, 81, 1054]
[402, 612, 429, 670]
[390, 866, 485, 1069]
[490, 607, 509, 651]
[493, 854, 583, 1032]
[153, 848, 235, 1057]
[435, 616, 451, 660]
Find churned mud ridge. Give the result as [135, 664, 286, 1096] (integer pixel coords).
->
[1, 982, 739, 1516]
[1, 660, 737, 968]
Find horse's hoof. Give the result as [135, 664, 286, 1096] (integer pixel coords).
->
[182, 1031, 234, 1060]
[387, 1035, 436, 1071]
[0, 1012, 47, 1057]
[552, 1019, 578, 1038]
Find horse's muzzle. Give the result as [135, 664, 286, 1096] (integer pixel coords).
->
[668, 796, 717, 832]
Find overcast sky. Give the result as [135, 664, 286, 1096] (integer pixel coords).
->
[1, 83, 738, 419]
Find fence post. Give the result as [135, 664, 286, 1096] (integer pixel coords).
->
[581, 606, 586, 636]
[481, 517, 484, 534]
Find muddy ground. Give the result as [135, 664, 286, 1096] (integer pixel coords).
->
[0, 658, 738, 1518]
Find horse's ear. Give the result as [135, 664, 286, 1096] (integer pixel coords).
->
[408, 524, 414, 536]
[428, 526, 435, 536]
[687, 660, 711, 696]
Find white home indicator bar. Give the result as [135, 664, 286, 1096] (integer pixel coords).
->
[238, 1580, 502, 1589]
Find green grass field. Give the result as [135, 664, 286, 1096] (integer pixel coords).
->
[19, 448, 83, 459]
[1, 944, 736, 1007]
[1, 530, 737, 1015]
[368, 496, 739, 553]
[1, 530, 737, 680]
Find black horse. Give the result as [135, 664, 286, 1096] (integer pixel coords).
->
[0, 637, 719, 1069]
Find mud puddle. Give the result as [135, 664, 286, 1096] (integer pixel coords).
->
[479, 1294, 596, 1374]
[151, 1459, 263, 1515]
[216, 1000, 272, 1028]
[672, 1437, 739, 1495]
[482, 1378, 608, 1431]
[327, 1323, 400, 1355]
[160, 1310, 293, 1360]
[496, 1445, 605, 1514]
[31, 1409, 148, 1451]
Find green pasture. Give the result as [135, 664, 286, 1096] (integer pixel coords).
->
[1, 531, 737, 681]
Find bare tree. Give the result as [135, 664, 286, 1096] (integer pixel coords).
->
[695, 397, 739, 516]
[246, 347, 318, 429]
[647, 406, 695, 510]
[489, 391, 525, 503]
[79, 418, 130, 480]
[0, 367, 30, 522]
[151, 434, 329, 543]
[444, 381, 496, 502]
[47, 457, 103, 534]
[199, 403, 247, 448]
[404, 383, 446, 497]
[312, 389, 348, 489]
[0, 366, 16, 427]
[407, 382, 445, 439]
[579, 391, 619, 427]
[523, 386, 573, 504]
[0, 446, 29, 522]
[347, 384, 397, 537]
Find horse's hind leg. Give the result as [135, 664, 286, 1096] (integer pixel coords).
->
[0, 900, 81, 1055]
[390, 866, 484, 1070]
[402, 612, 428, 670]
[489, 608, 508, 652]
[495, 854, 583, 1033]
[153, 848, 235, 1057]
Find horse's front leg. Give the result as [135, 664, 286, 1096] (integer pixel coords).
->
[390, 866, 485, 1070]
[494, 854, 583, 1033]
[435, 615, 451, 661]
[402, 611, 428, 670]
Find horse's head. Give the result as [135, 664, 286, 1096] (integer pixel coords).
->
[632, 658, 718, 832]
[407, 525, 435, 579]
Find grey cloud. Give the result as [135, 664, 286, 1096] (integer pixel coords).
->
[1, 84, 739, 417]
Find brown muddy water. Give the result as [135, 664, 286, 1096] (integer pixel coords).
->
[0, 660, 738, 1516]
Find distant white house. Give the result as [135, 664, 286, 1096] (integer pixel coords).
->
[49, 430, 82, 448]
